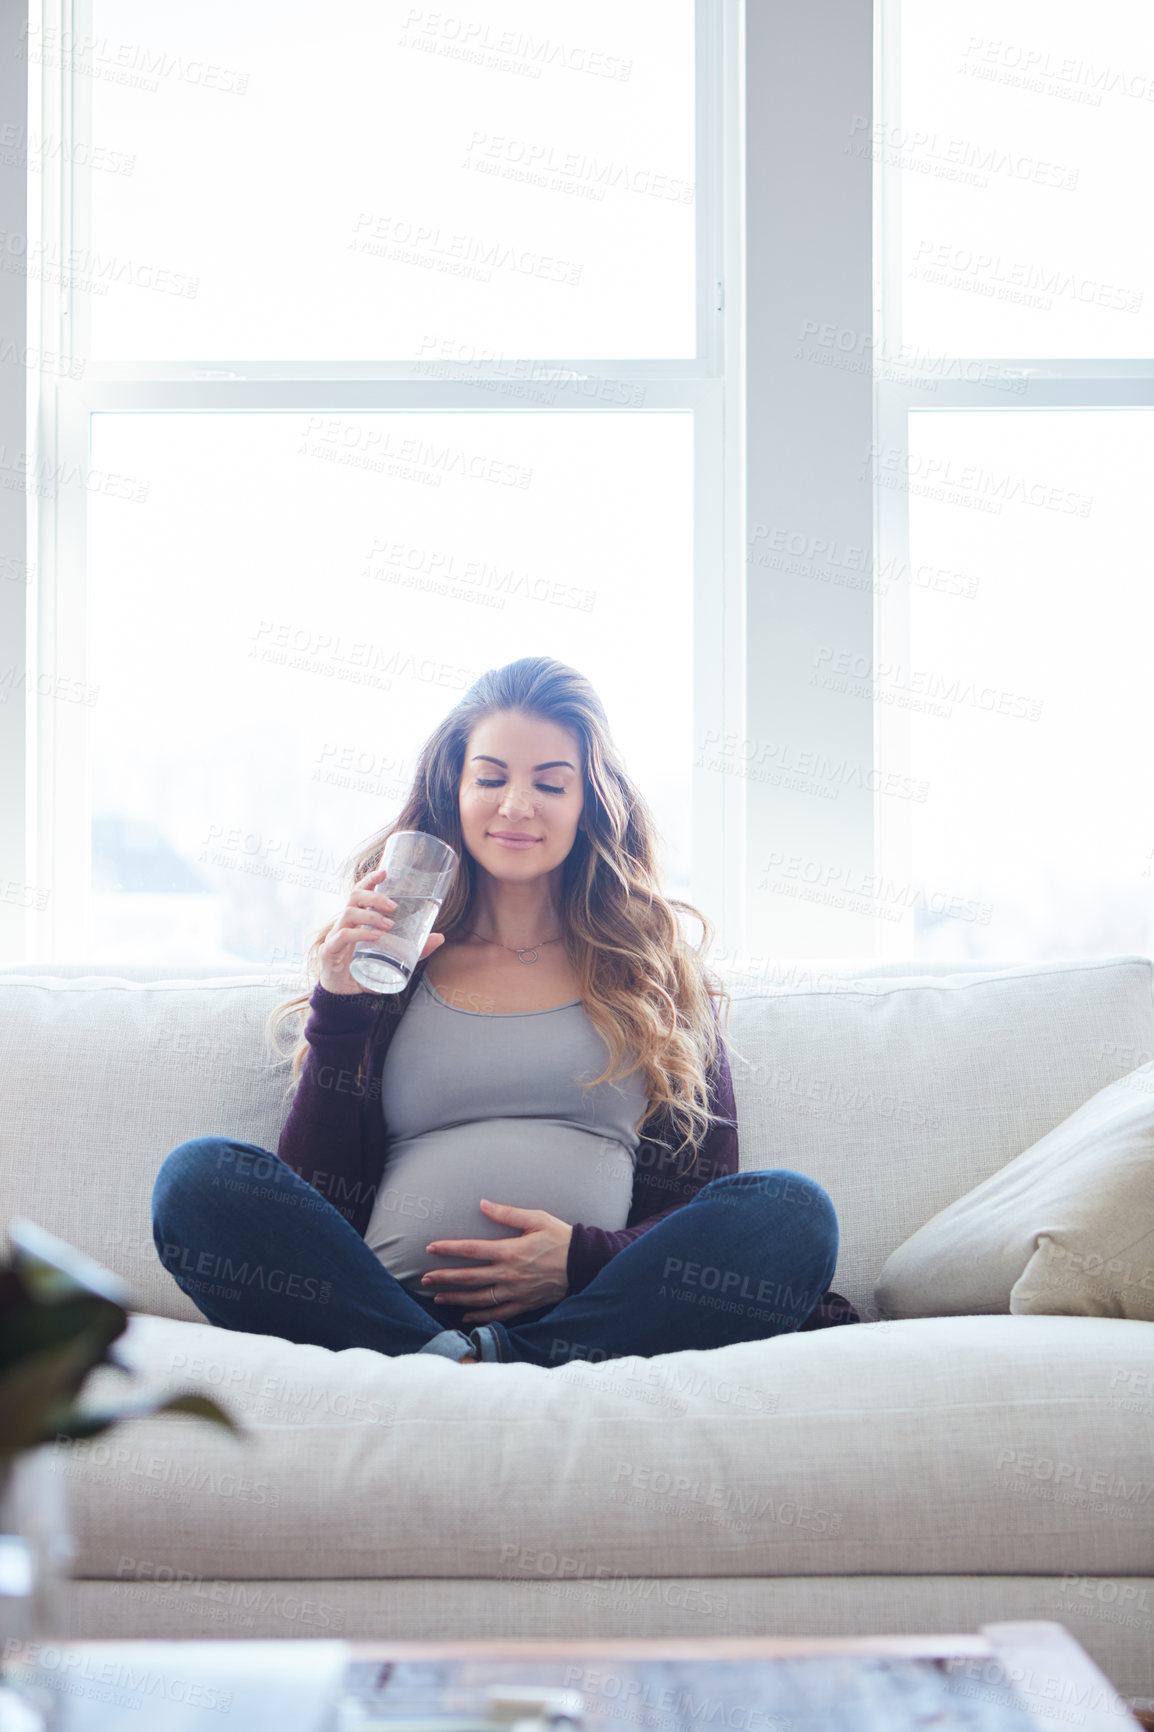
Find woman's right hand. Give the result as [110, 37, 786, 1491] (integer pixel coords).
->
[318, 863, 446, 996]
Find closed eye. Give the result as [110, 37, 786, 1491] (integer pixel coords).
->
[476, 778, 565, 795]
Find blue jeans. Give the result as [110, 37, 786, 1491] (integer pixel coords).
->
[151, 1137, 839, 1369]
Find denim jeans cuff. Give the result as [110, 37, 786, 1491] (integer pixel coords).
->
[417, 1327, 476, 1361]
[469, 1323, 509, 1363]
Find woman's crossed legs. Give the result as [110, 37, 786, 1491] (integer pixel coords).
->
[151, 1138, 838, 1369]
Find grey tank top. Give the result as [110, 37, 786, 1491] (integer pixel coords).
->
[363, 972, 649, 1293]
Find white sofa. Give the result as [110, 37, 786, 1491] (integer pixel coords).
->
[2, 955, 1152, 1698]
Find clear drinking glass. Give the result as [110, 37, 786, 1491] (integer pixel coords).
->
[348, 830, 459, 995]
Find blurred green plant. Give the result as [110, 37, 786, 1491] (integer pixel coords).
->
[0, 1216, 240, 1475]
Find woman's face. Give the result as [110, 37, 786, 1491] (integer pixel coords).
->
[458, 709, 586, 878]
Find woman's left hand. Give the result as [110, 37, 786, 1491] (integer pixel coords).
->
[422, 1200, 573, 1324]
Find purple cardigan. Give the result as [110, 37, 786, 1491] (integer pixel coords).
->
[275, 956, 859, 1329]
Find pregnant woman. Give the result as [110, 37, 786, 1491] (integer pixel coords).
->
[152, 656, 857, 1366]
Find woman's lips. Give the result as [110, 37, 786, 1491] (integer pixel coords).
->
[488, 834, 540, 849]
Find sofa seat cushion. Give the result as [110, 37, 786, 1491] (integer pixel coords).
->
[63, 1311, 1154, 1586]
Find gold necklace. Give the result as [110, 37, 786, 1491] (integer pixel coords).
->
[461, 927, 566, 965]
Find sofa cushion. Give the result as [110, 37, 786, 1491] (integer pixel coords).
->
[61, 1310, 1154, 1585]
[0, 973, 303, 1323]
[2, 957, 1153, 1323]
[875, 1062, 1154, 1321]
[722, 956, 1154, 1316]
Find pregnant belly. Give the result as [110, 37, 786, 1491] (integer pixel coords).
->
[363, 1117, 636, 1292]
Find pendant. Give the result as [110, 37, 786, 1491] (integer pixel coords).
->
[516, 948, 539, 963]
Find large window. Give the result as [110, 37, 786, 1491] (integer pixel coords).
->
[730, 0, 1153, 970]
[86, 410, 693, 967]
[873, 0, 1154, 964]
[8, 1, 1148, 973]
[7, 0, 743, 968]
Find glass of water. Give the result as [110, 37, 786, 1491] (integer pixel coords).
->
[349, 830, 459, 994]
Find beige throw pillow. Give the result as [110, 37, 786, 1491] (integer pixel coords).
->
[875, 1063, 1154, 1322]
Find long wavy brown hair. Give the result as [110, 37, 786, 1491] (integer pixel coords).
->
[266, 656, 733, 1166]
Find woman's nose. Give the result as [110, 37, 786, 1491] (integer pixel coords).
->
[498, 787, 536, 818]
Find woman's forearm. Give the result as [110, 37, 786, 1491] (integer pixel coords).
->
[275, 983, 384, 1225]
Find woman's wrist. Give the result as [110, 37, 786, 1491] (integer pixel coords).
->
[313, 978, 380, 1005]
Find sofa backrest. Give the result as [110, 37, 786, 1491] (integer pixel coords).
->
[719, 956, 1154, 1317]
[2, 955, 1152, 1323]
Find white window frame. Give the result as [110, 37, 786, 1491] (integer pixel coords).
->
[741, 0, 879, 964]
[4, 0, 749, 966]
[0, 0, 32, 958]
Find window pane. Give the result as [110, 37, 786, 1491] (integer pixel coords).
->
[887, 0, 1154, 358]
[890, 408, 1154, 962]
[85, 411, 693, 966]
[83, 0, 696, 361]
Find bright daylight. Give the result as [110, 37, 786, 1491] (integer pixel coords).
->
[1, 4, 1152, 1730]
